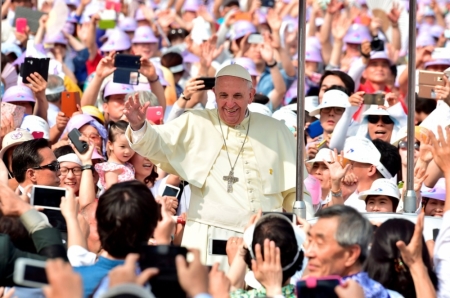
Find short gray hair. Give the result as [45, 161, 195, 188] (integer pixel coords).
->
[316, 205, 372, 263]
[125, 90, 159, 107]
[46, 75, 65, 103]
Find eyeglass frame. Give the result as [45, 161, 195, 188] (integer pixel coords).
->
[398, 140, 420, 151]
[59, 166, 83, 176]
[32, 160, 61, 172]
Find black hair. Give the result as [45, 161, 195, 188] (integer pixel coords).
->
[389, 64, 398, 78]
[107, 120, 129, 143]
[319, 70, 355, 95]
[364, 219, 438, 298]
[167, 28, 188, 43]
[144, 166, 159, 186]
[253, 93, 270, 105]
[416, 94, 437, 117]
[161, 52, 184, 75]
[96, 180, 160, 258]
[372, 139, 401, 178]
[324, 84, 351, 96]
[12, 138, 50, 183]
[243, 216, 304, 284]
[53, 145, 75, 158]
[365, 195, 399, 212]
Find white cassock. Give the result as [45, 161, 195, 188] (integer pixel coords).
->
[126, 109, 313, 269]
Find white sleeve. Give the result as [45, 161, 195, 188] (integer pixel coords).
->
[347, 57, 367, 92]
[329, 105, 359, 151]
[166, 101, 186, 122]
[129, 122, 148, 143]
[435, 211, 450, 298]
[67, 245, 97, 266]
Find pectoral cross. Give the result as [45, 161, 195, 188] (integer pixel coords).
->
[223, 171, 239, 193]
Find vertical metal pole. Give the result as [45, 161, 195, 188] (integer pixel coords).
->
[293, 0, 306, 219]
[404, 0, 417, 213]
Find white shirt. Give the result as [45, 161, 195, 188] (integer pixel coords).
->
[435, 210, 450, 298]
[344, 190, 367, 212]
[47, 103, 60, 128]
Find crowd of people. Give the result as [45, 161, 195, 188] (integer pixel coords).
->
[1, 0, 450, 297]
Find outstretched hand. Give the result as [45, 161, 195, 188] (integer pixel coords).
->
[396, 211, 425, 270]
[123, 93, 150, 131]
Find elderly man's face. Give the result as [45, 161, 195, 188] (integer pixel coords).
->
[305, 217, 356, 277]
[214, 76, 255, 126]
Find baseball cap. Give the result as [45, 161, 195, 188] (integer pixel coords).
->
[369, 51, 392, 65]
[132, 26, 158, 44]
[2, 85, 36, 103]
[363, 105, 391, 116]
[248, 103, 272, 116]
[343, 136, 393, 179]
[216, 64, 252, 82]
[343, 24, 372, 44]
[391, 126, 430, 146]
[309, 89, 349, 117]
[81, 105, 106, 124]
[20, 115, 50, 139]
[305, 45, 322, 63]
[424, 59, 450, 69]
[0, 129, 34, 159]
[417, 33, 437, 47]
[230, 21, 257, 40]
[100, 29, 131, 52]
[358, 178, 400, 201]
[306, 148, 334, 164]
[104, 81, 135, 98]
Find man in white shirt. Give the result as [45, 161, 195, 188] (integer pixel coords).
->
[343, 137, 401, 212]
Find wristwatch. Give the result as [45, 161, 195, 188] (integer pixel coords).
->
[180, 93, 191, 101]
[81, 164, 94, 171]
[331, 189, 342, 197]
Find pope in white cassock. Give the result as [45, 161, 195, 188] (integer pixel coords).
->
[124, 64, 313, 266]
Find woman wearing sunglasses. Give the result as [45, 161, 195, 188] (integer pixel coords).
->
[356, 105, 400, 143]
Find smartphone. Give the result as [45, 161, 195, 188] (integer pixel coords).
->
[13, 258, 48, 288]
[21, 57, 50, 83]
[306, 120, 324, 139]
[113, 54, 141, 85]
[363, 93, 385, 105]
[16, 18, 27, 34]
[208, 239, 227, 255]
[262, 212, 297, 223]
[68, 128, 89, 154]
[162, 185, 181, 198]
[248, 34, 264, 44]
[234, 12, 252, 22]
[261, 0, 275, 8]
[196, 77, 215, 90]
[370, 38, 384, 52]
[146, 106, 164, 125]
[418, 85, 438, 99]
[31, 185, 67, 210]
[296, 276, 341, 298]
[139, 245, 187, 298]
[60, 91, 80, 118]
[418, 70, 445, 86]
[114, 54, 141, 69]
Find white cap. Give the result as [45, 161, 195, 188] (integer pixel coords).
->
[363, 105, 390, 116]
[358, 178, 400, 201]
[57, 153, 82, 166]
[216, 64, 252, 82]
[248, 103, 272, 116]
[20, 115, 50, 139]
[306, 148, 334, 164]
[343, 136, 393, 179]
[272, 108, 297, 130]
[309, 89, 349, 117]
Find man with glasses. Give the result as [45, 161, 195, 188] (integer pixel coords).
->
[341, 137, 401, 212]
[11, 139, 61, 194]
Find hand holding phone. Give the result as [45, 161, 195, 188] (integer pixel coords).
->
[68, 128, 88, 154]
[196, 77, 215, 90]
[14, 258, 48, 288]
[306, 120, 324, 139]
[113, 54, 141, 85]
[363, 93, 385, 105]
[60, 91, 80, 118]
[31, 186, 67, 210]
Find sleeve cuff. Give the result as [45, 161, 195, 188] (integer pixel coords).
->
[130, 122, 148, 143]
[19, 209, 51, 234]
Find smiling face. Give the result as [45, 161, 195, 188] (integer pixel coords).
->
[214, 76, 255, 126]
[130, 153, 154, 180]
[59, 161, 82, 194]
[365, 195, 395, 213]
[244, 43, 263, 64]
[364, 59, 390, 85]
[424, 198, 445, 217]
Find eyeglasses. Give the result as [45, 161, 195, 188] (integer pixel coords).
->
[398, 141, 421, 151]
[321, 107, 345, 115]
[85, 133, 101, 141]
[32, 161, 60, 172]
[367, 115, 394, 125]
[60, 167, 82, 176]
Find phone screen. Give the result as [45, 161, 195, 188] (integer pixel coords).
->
[306, 120, 324, 139]
[211, 239, 227, 255]
[24, 264, 48, 285]
[196, 77, 215, 91]
[146, 106, 164, 125]
[32, 187, 65, 208]
[162, 186, 179, 198]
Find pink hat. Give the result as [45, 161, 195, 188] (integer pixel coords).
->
[231, 21, 257, 40]
[135, 8, 146, 21]
[182, 0, 200, 12]
[92, 148, 105, 160]
[232, 57, 259, 76]
[369, 51, 392, 65]
[182, 50, 200, 63]
[2, 85, 36, 103]
[343, 24, 372, 44]
[43, 32, 68, 45]
[424, 59, 450, 69]
[417, 32, 437, 47]
[305, 45, 322, 63]
[119, 17, 137, 32]
[131, 26, 158, 44]
[421, 184, 445, 201]
[100, 30, 131, 52]
[104, 81, 135, 98]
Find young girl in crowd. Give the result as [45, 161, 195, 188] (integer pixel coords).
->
[95, 121, 135, 193]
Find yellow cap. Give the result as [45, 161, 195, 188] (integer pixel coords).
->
[81, 106, 105, 124]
